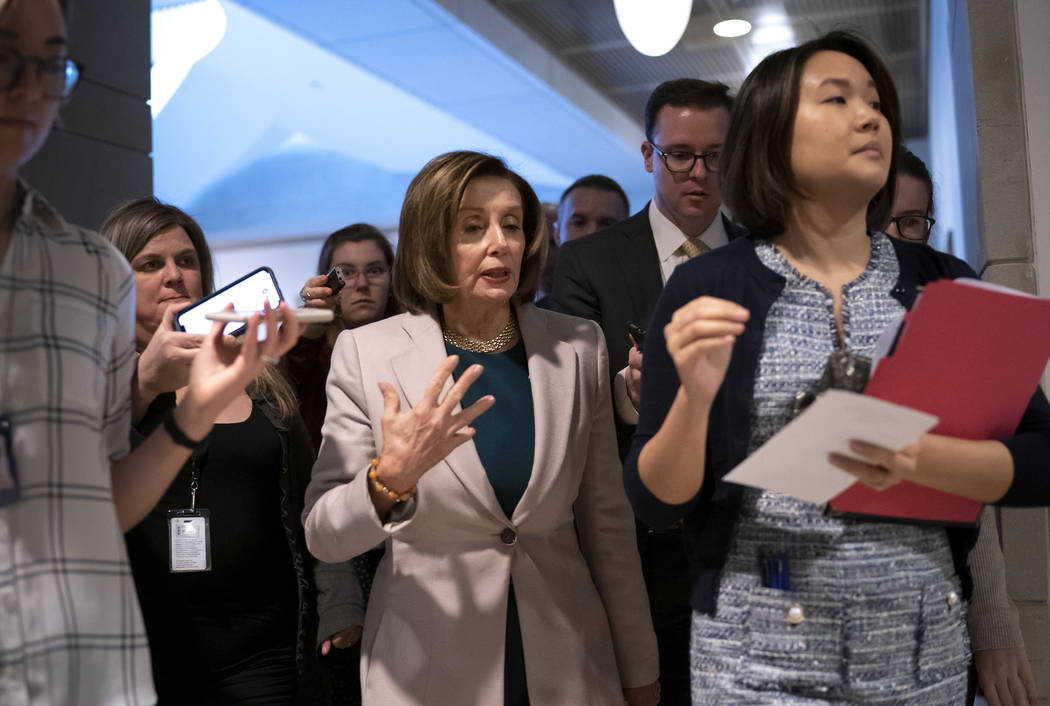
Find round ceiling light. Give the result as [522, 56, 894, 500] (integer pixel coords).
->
[613, 0, 693, 57]
[713, 19, 752, 38]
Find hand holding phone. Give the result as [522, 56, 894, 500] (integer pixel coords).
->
[325, 267, 346, 296]
[625, 322, 646, 410]
[176, 267, 283, 337]
[299, 270, 343, 309]
[206, 308, 334, 325]
[626, 322, 646, 350]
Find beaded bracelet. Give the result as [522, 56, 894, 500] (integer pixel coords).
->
[367, 458, 417, 503]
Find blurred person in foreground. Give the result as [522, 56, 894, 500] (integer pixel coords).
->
[0, 1, 302, 702]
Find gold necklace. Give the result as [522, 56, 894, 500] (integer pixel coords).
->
[442, 313, 519, 353]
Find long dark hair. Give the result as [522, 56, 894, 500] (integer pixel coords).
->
[316, 223, 397, 320]
[315, 224, 398, 350]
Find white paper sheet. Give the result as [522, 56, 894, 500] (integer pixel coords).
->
[722, 389, 939, 504]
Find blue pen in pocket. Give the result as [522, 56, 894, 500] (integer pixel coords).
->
[761, 552, 792, 590]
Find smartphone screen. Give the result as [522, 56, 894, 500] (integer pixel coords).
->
[176, 267, 283, 337]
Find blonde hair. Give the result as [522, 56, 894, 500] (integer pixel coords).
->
[248, 366, 299, 424]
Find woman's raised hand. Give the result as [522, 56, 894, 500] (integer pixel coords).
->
[664, 296, 749, 407]
[299, 273, 339, 310]
[373, 355, 494, 494]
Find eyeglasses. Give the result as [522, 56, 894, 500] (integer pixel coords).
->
[888, 214, 935, 243]
[650, 144, 721, 173]
[0, 49, 82, 100]
[335, 263, 390, 283]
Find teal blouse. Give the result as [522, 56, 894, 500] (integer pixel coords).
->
[447, 339, 534, 516]
[446, 338, 534, 706]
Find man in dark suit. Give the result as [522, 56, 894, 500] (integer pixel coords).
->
[551, 79, 743, 705]
[536, 175, 630, 309]
[553, 174, 631, 243]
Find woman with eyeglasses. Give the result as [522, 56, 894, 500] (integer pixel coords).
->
[283, 224, 397, 706]
[289, 224, 397, 449]
[0, 1, 302, 703]
[885, 147, 936, 245]
[625, 31, 1050, 703]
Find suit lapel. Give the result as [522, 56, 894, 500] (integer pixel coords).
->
[390, 310, 506, 523]
[511, 304, 577, 526]
[618, 206, 664, 326]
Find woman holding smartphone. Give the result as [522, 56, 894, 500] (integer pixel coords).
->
[289, 223, 397, 449]
[102, 198, 330, 705]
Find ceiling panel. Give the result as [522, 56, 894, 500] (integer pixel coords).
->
[238, 0, 443, 44]
[492, 0, 928, 138]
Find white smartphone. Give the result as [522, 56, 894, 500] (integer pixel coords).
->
[206, 308, 335, 324]
[176, 267, 283, 337]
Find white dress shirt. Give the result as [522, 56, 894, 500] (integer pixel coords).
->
[614, 202, 731, 425]
[650, 200, 730, 284]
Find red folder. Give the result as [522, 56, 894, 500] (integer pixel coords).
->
[828, 278, 1050, 524]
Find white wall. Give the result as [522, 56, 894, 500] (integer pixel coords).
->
[212, 238, 326, 301]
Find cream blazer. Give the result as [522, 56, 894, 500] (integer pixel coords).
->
[304, 303, 659, 705]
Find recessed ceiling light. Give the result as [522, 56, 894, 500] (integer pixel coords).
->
[713, 19, 752, 38]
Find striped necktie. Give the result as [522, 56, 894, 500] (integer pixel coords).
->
[677, 237, 710, 259]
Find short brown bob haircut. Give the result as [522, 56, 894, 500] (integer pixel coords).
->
[395, 151, 547, 314]
[720, 30, 901, 237]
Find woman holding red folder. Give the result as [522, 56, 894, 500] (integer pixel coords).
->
[624, 30, 1050, 703]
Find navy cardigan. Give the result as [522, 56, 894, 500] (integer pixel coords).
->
[623, 234, 1050, 616]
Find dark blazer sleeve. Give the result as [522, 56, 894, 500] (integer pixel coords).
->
[997, 387, 1050, 505]
[622, 267, 706, 529]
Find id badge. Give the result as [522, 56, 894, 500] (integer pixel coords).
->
[0, 416, 20, 508]
[168, 508, 211, 572]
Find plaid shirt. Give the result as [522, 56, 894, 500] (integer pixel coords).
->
[0, 185, 155, 705]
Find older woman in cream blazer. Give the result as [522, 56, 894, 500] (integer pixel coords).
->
[303, 151, 658, 705]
